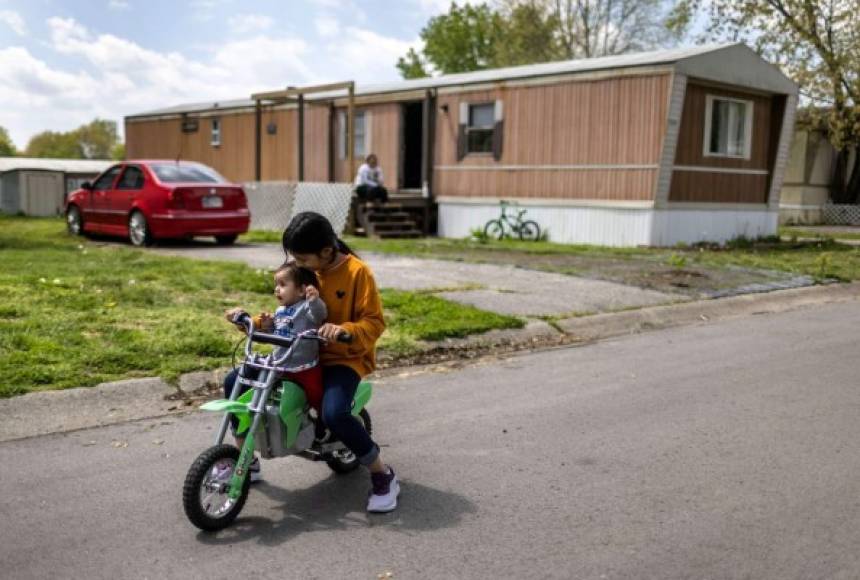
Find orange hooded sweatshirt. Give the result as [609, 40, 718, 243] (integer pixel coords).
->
[317, 254, 385, 377]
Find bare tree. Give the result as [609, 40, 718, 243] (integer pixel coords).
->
[548, 0, 679, 58]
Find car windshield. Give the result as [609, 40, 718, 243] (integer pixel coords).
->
[149, 163, 228, 184]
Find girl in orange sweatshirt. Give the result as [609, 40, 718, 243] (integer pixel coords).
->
[282, 211, 399, 513]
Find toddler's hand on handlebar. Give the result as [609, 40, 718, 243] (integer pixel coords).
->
[224, 307, 248, 331]
[257, 311, 274, 332]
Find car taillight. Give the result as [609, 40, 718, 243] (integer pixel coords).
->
[168, 188, 186, 209]
[236, 189, 248, 208]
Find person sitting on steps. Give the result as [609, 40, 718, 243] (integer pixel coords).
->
[354, 153, 388, 205]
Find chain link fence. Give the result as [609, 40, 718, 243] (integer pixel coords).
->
[822, 202, 860, 226]
[243, 181, 353, 234]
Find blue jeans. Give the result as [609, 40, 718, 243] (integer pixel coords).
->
[223, 364, 380, 466]
[321, 365, 380, 466]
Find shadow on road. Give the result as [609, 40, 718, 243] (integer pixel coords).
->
[194, 471, 476, 546]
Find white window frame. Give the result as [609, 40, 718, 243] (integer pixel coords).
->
[338, 110, 370, 160]
[465, 102, 495, 155]
[703, 95, 753, 160]
[210, 118, 221, 147]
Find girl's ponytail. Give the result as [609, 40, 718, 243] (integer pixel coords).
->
[336, 238, 355, 256]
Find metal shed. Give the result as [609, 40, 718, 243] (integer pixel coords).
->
[0, 158, 113, 216]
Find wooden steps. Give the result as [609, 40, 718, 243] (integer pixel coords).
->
[353, 201, 423, 238]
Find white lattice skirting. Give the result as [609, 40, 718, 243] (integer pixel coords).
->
[243, 181, 353, 234]
[822, 203, 860, 226]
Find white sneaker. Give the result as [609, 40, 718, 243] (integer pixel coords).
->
[249, 457, 262, 483]
[367, 466, 400, 513]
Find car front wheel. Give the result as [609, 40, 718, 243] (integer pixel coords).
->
[66, 206, 84, 236]
[128, 211, 154, 247]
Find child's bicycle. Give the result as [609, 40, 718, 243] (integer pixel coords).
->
[182, 311, 371, 531]
[483, 200, 541, 241]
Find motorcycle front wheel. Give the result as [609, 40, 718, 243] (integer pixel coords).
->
[183, 444, 250, 531]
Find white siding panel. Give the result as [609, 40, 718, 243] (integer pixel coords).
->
[438, 201, 654, 246]
[654, 208, 778, 246]
[439, 200, 779, 246]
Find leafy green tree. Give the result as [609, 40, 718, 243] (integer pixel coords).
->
[418, 2, 505, 74]
[111, 142, 126, 161]
[0, 126, 17, 157]
[76, 118, 119, 159]
[672, 0, 860, 202]
[397, 48, 430, 79]
[494, 1, 564, 66]
[23, 118, 120, 160]
[25, 131, 81, 158]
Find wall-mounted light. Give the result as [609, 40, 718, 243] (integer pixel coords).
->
[266, 122, 277, 135]
[440, 103, 449, 114]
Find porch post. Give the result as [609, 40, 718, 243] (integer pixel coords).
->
[297, 94, 305, 181]
[254, 100, 261, 181]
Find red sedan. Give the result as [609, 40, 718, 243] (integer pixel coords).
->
[65, 160, 250, 246]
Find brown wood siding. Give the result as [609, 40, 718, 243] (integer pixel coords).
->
[260, 108, 297, 181]
[125, 118, 183, 161]
[433, 74, 670, 201]
[669, 81, 773, 203]
[303, 104, 331, 182]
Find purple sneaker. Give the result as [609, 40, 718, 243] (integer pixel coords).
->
[367, 466, 400, 513]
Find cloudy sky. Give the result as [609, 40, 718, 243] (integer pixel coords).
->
[0, 0, 456, 149]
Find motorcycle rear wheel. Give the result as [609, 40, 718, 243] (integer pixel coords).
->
[183, 444, 250, 531]
[325, 408, 372, 474]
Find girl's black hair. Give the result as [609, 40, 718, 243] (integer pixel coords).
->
[275, 261, 319, 289]
[281, 211, 356, 257]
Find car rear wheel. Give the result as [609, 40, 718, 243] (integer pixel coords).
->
[128, 211, 154, 247]
[215, 235, 238, 246]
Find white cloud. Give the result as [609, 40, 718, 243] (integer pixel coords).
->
[107, 0, 131, 10]
[228, 13, 273, 34]
[0, 10, 27, 36]
[332, 27, 418, 82]
[190, 0, 228, 21]
[0, 15, 420, 149]
[315, 15, 340, 38]
[415, 0, 483, 14]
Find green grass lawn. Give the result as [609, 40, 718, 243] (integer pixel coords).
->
[0, 216, 521, 397]
[780, 226, 860, 242]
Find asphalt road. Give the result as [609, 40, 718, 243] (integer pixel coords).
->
[2, 301, 860, 579]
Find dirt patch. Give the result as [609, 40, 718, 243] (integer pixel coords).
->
[410, 248, 797, 298]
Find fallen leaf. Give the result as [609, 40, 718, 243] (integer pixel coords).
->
[111, 440, 129, 448]
[153, 439, 165, 446]
[83, 441, 97, 447]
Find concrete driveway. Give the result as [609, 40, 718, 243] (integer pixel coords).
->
[148, 242, 680, 317]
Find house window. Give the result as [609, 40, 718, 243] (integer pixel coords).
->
[210, 118, 221, 147]
[466, 103, 495, 154]
[704, 95, 753, 159]
[338, 111, 368, 159]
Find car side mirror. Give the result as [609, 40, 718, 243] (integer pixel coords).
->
[81, 181, 93, 190]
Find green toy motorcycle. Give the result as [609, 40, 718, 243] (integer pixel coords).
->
[182, 312, 371, 531]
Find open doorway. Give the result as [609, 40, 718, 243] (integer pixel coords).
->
[401, 102, 423, 190]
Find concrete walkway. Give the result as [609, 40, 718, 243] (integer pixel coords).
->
[149, 242, 680, 317]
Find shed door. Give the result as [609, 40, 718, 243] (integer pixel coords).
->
[23, 172, 65, 216]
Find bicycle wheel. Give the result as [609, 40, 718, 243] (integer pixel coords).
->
[518, 220, 541, 241]
[484, 219, 506, 240]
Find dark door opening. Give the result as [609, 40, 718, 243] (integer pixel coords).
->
[401, 102, 423, 190]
